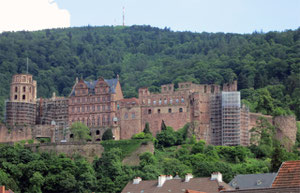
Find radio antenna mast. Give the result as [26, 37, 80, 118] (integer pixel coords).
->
[122, 6, 125, 26]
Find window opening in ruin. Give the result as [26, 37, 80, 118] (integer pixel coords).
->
[14, 95, 17, 100]
[168, 108, 172, 113]
[96, 130, 100, 135]
[176, 99, 179, 103]
[15, 87, 18, 92]
[170, 99, 173, 104]
[148, 109, 152, 114]
[159, 99, 162, 105]
[148, 99, 151, 105]
[117, 104, 120, 109]
[181, 97, 184, 103]
[23, 86, 26, 92]
[22, 95, 26, 100]
[153, 100, 156, 105]
[164, 98, 167, 104]
[132, 112, 135, 118]
[96, 138, 101, 141]
[158, 109, 161, 114]
[124, 113, 128, 119]
[179, 108, 183, 112]
[70, 134, 74, 138]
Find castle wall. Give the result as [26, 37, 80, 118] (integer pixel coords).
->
[26, 142, 104, 162]
[274, 116, 297, 150]
[6, 102, 36, 126]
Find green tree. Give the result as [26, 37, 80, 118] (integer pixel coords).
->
[143, 122, 152, 135]
[70, 122, 91, 142]
[102, 129, 114, 140]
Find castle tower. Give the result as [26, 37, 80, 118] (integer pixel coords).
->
[10, 74, 37, 103]
[5, 74, 37, 126]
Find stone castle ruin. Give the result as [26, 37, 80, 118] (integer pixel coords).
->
[1, 73, 297, 147]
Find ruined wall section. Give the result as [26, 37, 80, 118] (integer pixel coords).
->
[138, 86, 191, 136]
[273, 116, 297, 150]
[0, 124, 54, 143]
[117, 98, 142, 139]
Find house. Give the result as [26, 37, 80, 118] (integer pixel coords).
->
[272, 160, 300, 188]
[121, 172, 233, 193]
[229, 173, 277, 189]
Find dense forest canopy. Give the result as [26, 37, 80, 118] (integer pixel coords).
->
[0, 26, 299, 120]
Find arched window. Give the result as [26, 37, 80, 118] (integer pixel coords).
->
[158, 109, 161, 114]
[22, 95, 26, 100]
[124, 113, 128, 119]
[148, 109, 152, 114]
[15, 87, 18, 92]
[179, 108, 183, 113]
[70, 134, 74, 138]
[23, 86, 26, 92]
[14, 95, 17, 100]
[168, 108, 172, 113]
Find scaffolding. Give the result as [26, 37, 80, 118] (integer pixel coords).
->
[6, 101, 36, 126]
[210, 93, 222, 145]
[221, 92, 241, 146]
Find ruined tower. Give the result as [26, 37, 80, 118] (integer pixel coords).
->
[5, 74, 37, 126]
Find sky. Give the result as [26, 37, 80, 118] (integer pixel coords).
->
[0, 0, 299, 34]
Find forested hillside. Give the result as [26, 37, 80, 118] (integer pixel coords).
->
[0, 26, 299, 120]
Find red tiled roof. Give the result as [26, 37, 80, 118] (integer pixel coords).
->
[272, 160, 300, 188]
[122, 177, 232, 193]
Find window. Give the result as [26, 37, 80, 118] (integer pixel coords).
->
[164, 98, 167, 104]
[181, 97, 184, 103]
[159, 99, 162, 105]
[148, 109, 152, 114]
[107, 96, 110, 101]
[204, 85, 207, 93]
[148, 99, 151, 105]
[70, 134, 74, 138]
[72, 107, 75, 112]
[23, 86, 26, 92]
[14, 95, 17, 100]
[97, 105, 100, 111]
[97, 117, 100, 126]
[82, 98, 86, 103]
[102, 106, 105, 111]
[124, 113, 128, 119]
[153, 100, 156, 105]
[108, 105, 111, 111]
[92, 106, 95, 112]
[72, 99, 75, 104]
[22, 95, 26, 100]
[179, 108, 183, 113]
[117, 104, 120, 110]
[77, 107, 80, 112]
[77, 98, 80, 103]
[82, 107, 85, 112]
[170, 99, 173, 104]
[87, 106, 90, 112]
[15, 87, 18, 92]
[176, 99, 179, 103]
[158, 109, 161, 114]
[97, 97, 100, 102]
[103, 97, 106, 102]
[168, 108, 172, 113]
[96, 130, 100, 135]
[132, 112, 135, 119]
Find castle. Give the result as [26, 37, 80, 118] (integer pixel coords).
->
[2, 73, 297, 147]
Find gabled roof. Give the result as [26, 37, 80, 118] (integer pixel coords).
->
[122, 177, 232, 193]
[272, 160, 300, 188]
[69, 78, 118, 96]
[229, 173, 277, 189]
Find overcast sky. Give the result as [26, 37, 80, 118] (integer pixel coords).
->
[0, 0, 299, 33]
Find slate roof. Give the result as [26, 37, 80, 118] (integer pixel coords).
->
[222, 186, 300, 193]
[272, 160, 300, 188]
[229, 173, 277, 189]
[69, 78, 118, 96]
[121, 177, 232, 193]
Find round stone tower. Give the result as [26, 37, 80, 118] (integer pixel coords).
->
[6, 74, 37, 126]
[10, 74, 37, 103]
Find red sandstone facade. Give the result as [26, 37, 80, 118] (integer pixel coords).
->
[7, 74, 297, 147]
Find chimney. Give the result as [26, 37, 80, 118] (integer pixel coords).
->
[211, 172, 222, 182]
[133, 177, 142, 184]
[185, 173, 193, 182]
[158, 175, 166, 187]
[166, 175, 173, 180]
